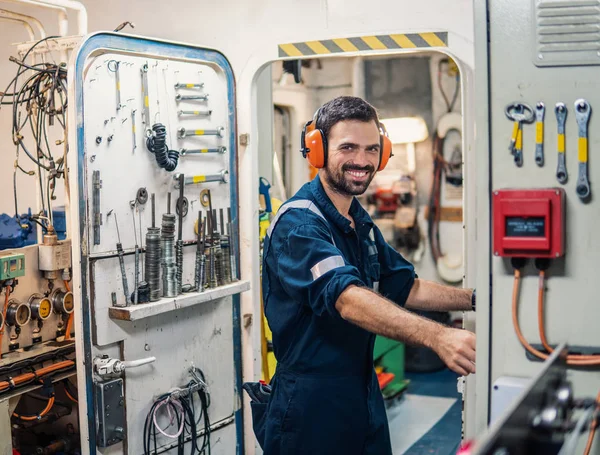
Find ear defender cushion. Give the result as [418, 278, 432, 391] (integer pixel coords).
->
[305, 128, 326, 169]
[378, 135, 393, 171]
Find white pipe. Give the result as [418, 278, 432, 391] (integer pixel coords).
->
[121, 357, 156, 369]
[15, 0, 87, 35]
[1, 0, 68, 36]
[34, 0, 86, 35]
[0, 16, 35, 41]
[0, 9, 45, 39]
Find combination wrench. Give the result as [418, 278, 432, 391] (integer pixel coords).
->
[555, 103, 568, 184]
[574, 99, 591, 200]
[535, 102, 545, 166]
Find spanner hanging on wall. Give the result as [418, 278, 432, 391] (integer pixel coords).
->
[555, 103, 568, 184]
[534, 102, 545, 166]
[574, 99, 591, 201]
[505, 102, 534, 167]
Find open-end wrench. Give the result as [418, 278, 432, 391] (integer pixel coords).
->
[574, 99, 591, 200]
[535, 102, 545, 166]
[555, 103, 568, 184]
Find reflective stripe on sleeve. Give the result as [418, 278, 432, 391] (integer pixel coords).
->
[310, 255, 345, 280]
[266, 199, 326, 237]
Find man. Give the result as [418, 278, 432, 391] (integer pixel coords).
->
[260, 96, 476, 454]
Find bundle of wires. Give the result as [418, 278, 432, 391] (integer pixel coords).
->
[427, 59, 461, 263]
[0, 36, 68, 231]
[143, 367, 211, 455]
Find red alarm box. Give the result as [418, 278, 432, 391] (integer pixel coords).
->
[492, 188, 565, 258]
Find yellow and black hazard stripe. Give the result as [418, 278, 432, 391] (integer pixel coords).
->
[278, 32, 448, 57]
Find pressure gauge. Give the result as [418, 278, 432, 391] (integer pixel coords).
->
[51, 289, 74, 314]
[6, 300, 31, 327]
[29, 295, 53, 321]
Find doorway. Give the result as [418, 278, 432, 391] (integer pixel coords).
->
[258, 51, 466, 455]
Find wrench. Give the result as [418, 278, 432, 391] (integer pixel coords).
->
[141, 64, 151, 132]
[535, 102, 545, 166]
[555, 103, 568, 184]
[178, 127, 225, 138]
[574, 99, 591, 200]
[505, 102, 534, 167]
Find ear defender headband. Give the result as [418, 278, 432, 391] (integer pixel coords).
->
[300, 108, 393, 171]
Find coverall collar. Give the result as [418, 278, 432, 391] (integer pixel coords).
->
[310, 174, 374, 235]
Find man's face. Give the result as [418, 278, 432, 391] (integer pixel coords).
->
[322, 119, 381, 196]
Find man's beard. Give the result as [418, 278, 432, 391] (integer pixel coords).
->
[323, 163, 376, 196]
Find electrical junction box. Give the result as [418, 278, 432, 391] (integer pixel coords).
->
[492, 188, 565, 258]
[0, 252, 25, 280]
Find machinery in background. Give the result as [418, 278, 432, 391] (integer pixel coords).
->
[426, 66, 464, 284]
[368, 175, 422, 260]
[459, 344, 600, 455]
[0, 208, 68, 251]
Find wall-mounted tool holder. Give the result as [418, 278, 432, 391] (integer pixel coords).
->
[70, 33, 248, 454]
[504, 98, 593, 203]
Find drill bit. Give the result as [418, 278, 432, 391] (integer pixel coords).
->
[114, 213, 130, 305]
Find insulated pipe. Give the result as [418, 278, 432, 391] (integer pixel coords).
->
[2, 0, 68, 36]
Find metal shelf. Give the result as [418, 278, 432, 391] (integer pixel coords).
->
[108, 280, 250, 322]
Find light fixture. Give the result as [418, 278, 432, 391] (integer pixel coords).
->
[380, 116, 429, 174]
[380, 117, 429, 144]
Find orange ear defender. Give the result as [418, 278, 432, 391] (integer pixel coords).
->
[378, 122, 393, 171]
[300, 109, 393, 171]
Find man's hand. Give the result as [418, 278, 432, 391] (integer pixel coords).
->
[432, 327, 476, 376]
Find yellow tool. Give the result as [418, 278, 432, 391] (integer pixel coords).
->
[555, 103, 568, 184]
[574, 99, 591, 200]
[534, 102, 545, 166]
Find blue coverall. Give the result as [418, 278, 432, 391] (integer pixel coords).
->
[260, 175, 416, 454]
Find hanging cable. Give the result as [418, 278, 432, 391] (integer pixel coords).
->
[0, 287, 11, 357]
[533, 262, 600, 362]
[13, 395, 55, 421]
[510, 260, 600, 366]
[584, 391, 600, 455]
[437, 58, 460, 113]
[1, 37, 68, 229]
[143, 366, 211, 454]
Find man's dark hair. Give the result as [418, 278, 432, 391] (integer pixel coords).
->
[315, 96, 380, 141]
